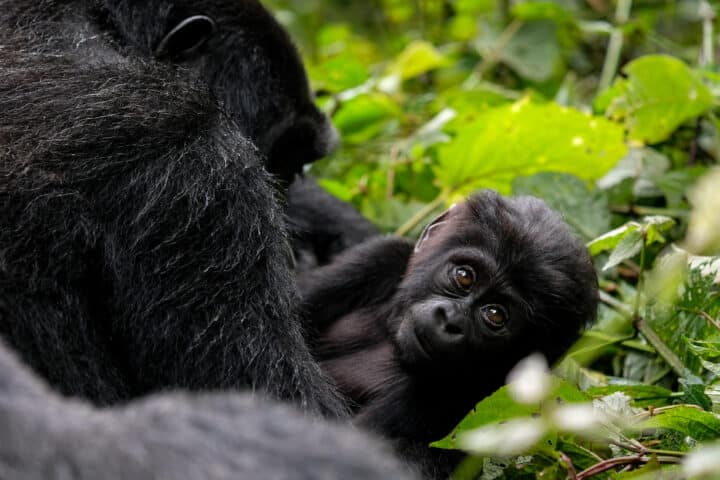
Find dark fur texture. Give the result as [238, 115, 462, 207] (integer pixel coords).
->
[287, 176, 379, 271]
[0, 340, 415, 480]
[0, 0, 345, 415]
[299, 191, 599, 478]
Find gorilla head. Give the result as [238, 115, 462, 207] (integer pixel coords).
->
[101, 0, 339, 183]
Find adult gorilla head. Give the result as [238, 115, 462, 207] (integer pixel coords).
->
[104, 0, 339, 183]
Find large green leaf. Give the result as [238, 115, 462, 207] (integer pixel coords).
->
[435, 100, 626, 194]
[605, 55, 714, 144]
[512, 172, 611, 241]
[432, 380, 587, 450]
[637, 406, 720, 441]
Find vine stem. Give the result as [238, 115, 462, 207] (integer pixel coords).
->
[699, 1, 715, 68]
[576, 454, 681, 479]
[394, 191, 449, 237]
[598, 0, 632, 92]
[476, 19, 524, 79]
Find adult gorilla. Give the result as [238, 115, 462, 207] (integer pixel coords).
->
[0, 339, 415, 480]
[0, 0, 345, 415]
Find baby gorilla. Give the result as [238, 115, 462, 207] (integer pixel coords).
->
[298, 190, 598, 478]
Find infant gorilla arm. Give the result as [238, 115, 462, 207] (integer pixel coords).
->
[0, 340, 415, 480]
[299, 191, 598, 477]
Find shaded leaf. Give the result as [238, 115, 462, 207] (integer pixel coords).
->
[512, 172, 611, 241]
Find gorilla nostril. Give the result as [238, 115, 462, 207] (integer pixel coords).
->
[432, 305, 447, 322]
[443, 323, 463, 336]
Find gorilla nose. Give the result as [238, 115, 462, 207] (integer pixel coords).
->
[429, 303, 465, 346]
[315, 119, 340, 157]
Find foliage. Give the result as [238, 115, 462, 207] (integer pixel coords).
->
[268, 0, 720, 477]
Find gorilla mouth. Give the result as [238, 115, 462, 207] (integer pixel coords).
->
[411, 329, 434, 362]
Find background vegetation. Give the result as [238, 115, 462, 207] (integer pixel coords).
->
[269, 1, 720, 478]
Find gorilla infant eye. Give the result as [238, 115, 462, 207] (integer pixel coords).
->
[453, 266, 475, 290]
[481, 304, 507, 329]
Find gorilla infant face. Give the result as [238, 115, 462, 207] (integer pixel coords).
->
[390, 191, 598, 370]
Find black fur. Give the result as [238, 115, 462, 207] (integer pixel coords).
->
[0, 339, 415, 480]
[0, 0, 345, 415]
[287, 176, 379, 272]
[299, 191, 599, 478]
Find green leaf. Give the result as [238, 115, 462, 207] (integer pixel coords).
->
[332, 93, 400, 142]
[475, 21, 561, 82]
[679, 379, 713, 411]
[645, 266, 720, 375]
[604, 229, 644, 271]
[309, 54, 370, 93]
[435, 100, 626, 195]
[637, 406, 720, 441]
[607, 55, 714, 144]
[432, 379, 588, 450]
[586, 385, 674, 408]
[589, 216, 674, 269]
[587, 222, 641, 256]
[386, 40, 446, 81]
[512, 172, 611, 241]
[511, 2, 575, 26]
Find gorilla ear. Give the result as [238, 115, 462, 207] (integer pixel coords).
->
[155, 15, 216, 58]
[414, 204, 456, 253]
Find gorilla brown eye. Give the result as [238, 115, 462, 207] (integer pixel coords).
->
[453, 266, 475, 290]
[482, 304, 507, 329]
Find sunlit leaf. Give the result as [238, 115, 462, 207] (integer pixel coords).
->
[606, 55, 713, 144]
[386, 40, 446, 81]
[435, 100, 626, 195]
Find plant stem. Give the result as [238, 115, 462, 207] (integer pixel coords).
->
[560, 452, 577, 480]
[395, 191, 449, 237]
[476, 19, 524, 79]
[576, 453, 681, 479]
[634, 317, 687, 378]
[699, 1, 715, 68]
[598, 0, 632, 92]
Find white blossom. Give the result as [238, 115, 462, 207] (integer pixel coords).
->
[551, 403, 606, 437]
[683, 443, 720, 478]
[459, 418, 547, 457]
[506, 353, 551, 404]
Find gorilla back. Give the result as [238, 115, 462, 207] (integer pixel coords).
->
[0, 0, 345, 415]
[0, 340, 415, 480]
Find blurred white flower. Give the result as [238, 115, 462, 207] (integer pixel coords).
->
[459, 418, 547, 457]
[592, 392, 641, 420]
[506, 353, 551, 404]
[685, 167, 720, 255]
[551, 403, 607, 437]
[683, 442, 720, 478]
